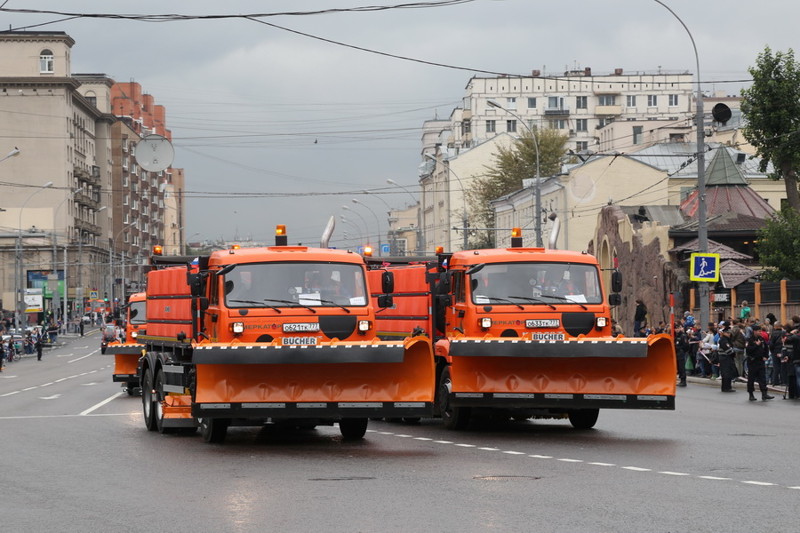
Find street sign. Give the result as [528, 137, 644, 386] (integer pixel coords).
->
[90, 289, 99, 300]
[689, 253, 720, 282]
[381, 243, 391, 255]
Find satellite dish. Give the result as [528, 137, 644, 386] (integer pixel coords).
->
[711, 103, 732, 125]
[134, 134, 175, 172]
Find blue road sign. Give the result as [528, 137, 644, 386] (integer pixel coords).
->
[689, 253, 720, 282]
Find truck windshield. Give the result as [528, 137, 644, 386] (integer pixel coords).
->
[224, 261, 368, 309]
[128, 301, 147, 325]
[469, 262, 603, 305]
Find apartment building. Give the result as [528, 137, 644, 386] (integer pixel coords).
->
[0, 31, 183, 323]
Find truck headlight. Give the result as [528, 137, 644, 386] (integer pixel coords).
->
[358, 320, 371, 332]
[596, 317, 608, 328]
[130, 331, 138, 338]
[479, 317, 492, 329]
[232, 322, 245, 334]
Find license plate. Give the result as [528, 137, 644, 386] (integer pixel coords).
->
[283, 322, 320, 333]
[526, 319, 560, 328]
[282, 337, 318, 346]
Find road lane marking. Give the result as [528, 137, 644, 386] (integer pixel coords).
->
[368, 429, 797, 491]
[39, 394, 61, 400]
[80, 392, 124, 416]
[69, 353, 95, 363]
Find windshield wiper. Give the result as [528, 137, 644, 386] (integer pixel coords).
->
[262, 298, 318, 314]
[537, 294, 588, 310]
[505, 296, 557, 310]
[312, 298, 351, 313]
[228, 299, 282, 313]
[477, 296, 524, 310]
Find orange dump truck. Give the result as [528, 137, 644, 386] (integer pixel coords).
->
[137, 228, 434, 443]
[105, 291, 146, 395]
[367, 235, 675, 430]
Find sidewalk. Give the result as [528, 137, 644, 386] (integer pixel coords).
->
[685, 374, 792, 397]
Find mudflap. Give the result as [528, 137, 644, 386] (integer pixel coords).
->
[191, 337, 436, 420]
[446, 334, 676, 410]
[161, 395, 198, 428]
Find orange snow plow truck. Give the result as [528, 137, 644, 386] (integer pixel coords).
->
[105, 291, 147, 395]
[367, 232, 675, 430]
[137, 227, 434, 443]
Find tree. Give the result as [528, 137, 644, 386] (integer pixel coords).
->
[466, 128, 568, 246]
[755, 208, 800, 280]
[741, 47, 800, 212]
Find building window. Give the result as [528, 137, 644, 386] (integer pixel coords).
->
[598, 95, 616, 106]
[486, 120, 496, 133]
[527, 97, 537, 109]
[506, 97, 517, 110]
[633, 125, 643, 144]
[506, 119, 517, 133]
[668, 94, 679, 106]
[647, 95, 658, 107]
[575, 119, 588, 132]
[39, 49, 54, 73]
[576, 96, 587, 109]
[576, 141, 589, 151]
[461, 120, 471, 135]
[548, 119, 566, 129]
[626, 95, 637, 107]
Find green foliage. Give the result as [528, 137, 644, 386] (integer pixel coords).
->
[755, 208, 800, 280]
[466, 128, 568, 245]
[741, 47, 800, 211]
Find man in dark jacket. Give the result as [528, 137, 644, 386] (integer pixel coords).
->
[746, 328, 773, 401]
[633, 299, 647, 337]
[717, 322, 737, 392]
[674, 323, 689, 387]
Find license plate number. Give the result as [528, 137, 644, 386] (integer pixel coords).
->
[282, 337, 318, 346]
[283, 322, 320, 333]
[526, 319, 560, 328]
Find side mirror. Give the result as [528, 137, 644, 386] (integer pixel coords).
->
[381, 271, 394, 294]
[608, 293, 621, 307]
[611, 270, 622, 293]
[187, 272, 202, 297]
[377, 294, 394, 308]
[198, 297, 209, 311]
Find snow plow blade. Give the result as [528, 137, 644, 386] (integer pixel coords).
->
[106, 344, 145, 383]
[191, 336, 435, 419]
[447, 334, 675, 410]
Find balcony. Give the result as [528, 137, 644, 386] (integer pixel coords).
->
[544, 106, 570, 116]
[595, 105, 622, 116]
[74, 218, 101, 236]
[74, 191, 100, 210]
[74, 164, 101, 187]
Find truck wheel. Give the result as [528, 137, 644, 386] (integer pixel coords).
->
[200, 417, 229, 444]
[142, 368, 157, 431]
[568, 409, 599, 430]
[439, 366, 470, 430]
[155, 370, 176, 434]
[126, 382, 137, 396]
[339, 418, 368, 440]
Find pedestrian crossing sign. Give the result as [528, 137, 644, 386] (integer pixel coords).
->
[689, 253, 720, 282]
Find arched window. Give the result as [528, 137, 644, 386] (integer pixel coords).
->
[39, 49, 54, 73]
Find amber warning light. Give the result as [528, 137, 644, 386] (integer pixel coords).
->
[152, 245, 163, 255]
[511, 227, 523, 248]
[275, 225, 288, 246]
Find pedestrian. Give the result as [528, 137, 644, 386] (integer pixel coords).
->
[745, 326, 773, 401]
[782, 326, 800, 399]
[35, 327, 44, 361]
[611, 319, 624, 337]
[674, 323, 689, 387]
[769, 323, 785, 387]
[730, 318, 747, 378]
[717, 321, 737, 392]
[79, 318, 84, 337]
[739, 300, 752, 320]
[633, 298, 647, 336]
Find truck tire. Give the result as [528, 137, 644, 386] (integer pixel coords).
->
[568, 408, 599, 430]
[439, 366, 470, 430]
[200, 417, 229, 444]
[155, 370, 177, 434]
[339, 418, 368, 440]
[142, 367, 157, 431]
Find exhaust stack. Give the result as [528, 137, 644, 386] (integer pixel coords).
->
[547, 212, 560, 249]
[320, 216, 335, 248]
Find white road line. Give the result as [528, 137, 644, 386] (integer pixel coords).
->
[659, 471, 691, 476]
[69, 353, 94, 363]
[623, 466, 651, 472]
[479, 447, 500, 451]
[433, 440, 453, 444]
[530, 454, 553, 459]
[698, 476, 732, 481]
[0, 413, 130, 420]
[80, 392, 124, 416]
[558, 458, 583, 463]
[454, 443, 475, 448]
[502, 451, 526, 455]
[1, 390, 21, 397]
[742, 481, 776, 486]
[587, 462, 615, 466]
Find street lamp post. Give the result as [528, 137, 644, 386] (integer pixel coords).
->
[362, 190, 397, 255]
[423, 154, 470, 251]
[341, 206, 371, 250]
[339, 215, 364, 248]
[487, 99, 543, 247]
[16, 181, 54, 329]
[111, 220, 136, 306]
[653, 0, 709, 329]
[0, 146, 20, 164]
[351, 198, 383, 256]
[386, 179, 425, 254]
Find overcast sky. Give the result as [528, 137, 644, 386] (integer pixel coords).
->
[4, 0, 798, 249]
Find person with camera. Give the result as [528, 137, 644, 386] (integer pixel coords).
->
[717, 321, 738, 392]
[745, 327, 774, 401]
